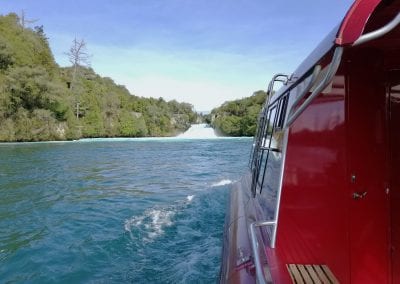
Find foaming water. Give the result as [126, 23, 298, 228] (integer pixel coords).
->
[125, 207, 175, 240]
[211, 178, 234, 187]
[177, 123, 218, 139]
[0, 138, 252, 283]
[124, 187, 229, 283]
[124, 195, 195, 242]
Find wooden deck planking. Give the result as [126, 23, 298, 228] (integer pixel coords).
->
[287, 264, 338, 283]
[287, 264, 305, 283]
[313, 265, 331, 283]
[321, 265, 339, 284]
[304, 265, 322, 284]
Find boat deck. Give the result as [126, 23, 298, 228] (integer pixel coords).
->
[287, 264, 339, 284]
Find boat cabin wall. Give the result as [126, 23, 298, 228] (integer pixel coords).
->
[272, 64, 349, 282]
[270, 43, 400, 283]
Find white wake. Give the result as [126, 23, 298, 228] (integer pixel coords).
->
[124, 195, 195, 241]
[211, 179, 234, 187]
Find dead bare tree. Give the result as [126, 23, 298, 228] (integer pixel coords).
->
[19, 10, 38, 29]
[65, 38, 91, 119]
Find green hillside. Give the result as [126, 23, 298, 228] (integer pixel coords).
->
[0, 13, 197, 142]
[210, 90, 267, 136]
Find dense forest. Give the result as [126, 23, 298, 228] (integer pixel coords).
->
[209, 91, 267, 136]
[0, 13, 197, 142]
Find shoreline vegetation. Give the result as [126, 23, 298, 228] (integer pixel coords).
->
[208, 90, 267, 137]
[0, 13, 198, 142]
[0, 12, 265, 142]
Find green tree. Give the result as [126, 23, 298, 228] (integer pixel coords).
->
[211, 91, 267, 136]
[0, 12, 198, 141]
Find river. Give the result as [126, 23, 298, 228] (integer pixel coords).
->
[0, 128, 252, 283]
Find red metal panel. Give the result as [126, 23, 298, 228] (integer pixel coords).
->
[274, 75, 350, 282]
[389, 71, 400, 284]
[346, 48, 389, 283]
[336, 0, 382, 45]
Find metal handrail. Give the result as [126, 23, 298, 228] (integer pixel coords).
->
[267, 74, 289, 97]
[285, 47, 343, 127]
[249, 74, 288, 195]
[266, 74, 289, 109]
[353, 12, 400, 46]
[250, 220, 276, 284]
[286, 64, 321, 120]
[264, 74, 289, 120]
[270, 128, 289, 248]
[248, 108, 265, 168]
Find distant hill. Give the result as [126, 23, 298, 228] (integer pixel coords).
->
[209, 91, 267, 136]
[0, 13, 197, 142]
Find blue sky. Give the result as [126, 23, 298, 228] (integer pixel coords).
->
[1, 0, 354, 111]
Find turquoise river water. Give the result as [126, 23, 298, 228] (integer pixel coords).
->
[0, 137, 252, 283]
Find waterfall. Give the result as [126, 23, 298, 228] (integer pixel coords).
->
[177, 124, 218, 139]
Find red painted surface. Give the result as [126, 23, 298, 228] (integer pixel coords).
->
[390, 71, 400, 284]
[220, 1, 400, 283]
[262, 1, 400, 282]
[264, 28, 400, 284]
[265, 48, 400, 282]
[262, 2, 400, 282]
[336, 0, 381, 45]
[274, 75, 350, 282]
[346, 49, 390, 283]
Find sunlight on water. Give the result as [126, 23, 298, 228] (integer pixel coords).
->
[0, 138, 252, 283]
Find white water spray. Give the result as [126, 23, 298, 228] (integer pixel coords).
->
[178, 124, 218, 139]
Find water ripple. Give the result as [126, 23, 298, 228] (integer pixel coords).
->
[0, 138, 252, 283]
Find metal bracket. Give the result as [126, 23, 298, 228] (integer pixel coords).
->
[352, 191, 367, 200]
[353, 13, 400, 46]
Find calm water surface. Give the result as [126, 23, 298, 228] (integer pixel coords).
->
[0, 138, 251, 283]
